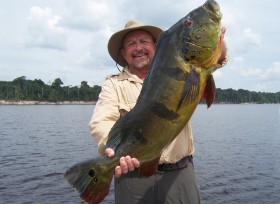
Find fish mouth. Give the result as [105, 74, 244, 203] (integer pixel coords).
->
[202, 0, 222, 22]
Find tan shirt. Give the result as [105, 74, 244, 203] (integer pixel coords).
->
[89, 67, 194, 164]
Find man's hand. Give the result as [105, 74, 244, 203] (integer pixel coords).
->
[105, 148, 140, 178]
[215, 26, 228, 70]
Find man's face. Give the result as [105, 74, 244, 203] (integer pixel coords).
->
[121, 30, 156, 70]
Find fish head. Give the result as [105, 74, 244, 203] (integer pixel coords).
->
[178, 0, 225, 68]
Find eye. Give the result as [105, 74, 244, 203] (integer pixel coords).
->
[124, 41, 135, 48]
[184, 19, 192, 27]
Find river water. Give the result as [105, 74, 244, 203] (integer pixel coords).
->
[0, 104, 279, 204]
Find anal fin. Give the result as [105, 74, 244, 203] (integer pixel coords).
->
[203, 74, 216, 108]
[138, 157, 160, 177]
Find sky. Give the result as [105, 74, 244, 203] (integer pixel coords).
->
[1, 0, 279, 93]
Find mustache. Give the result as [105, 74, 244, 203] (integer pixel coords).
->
[132, 50, 148, 57]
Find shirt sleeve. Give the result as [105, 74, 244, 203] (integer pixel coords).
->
[88, 77, 120, 156]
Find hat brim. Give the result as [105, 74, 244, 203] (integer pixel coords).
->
[108, 25, 163, 67]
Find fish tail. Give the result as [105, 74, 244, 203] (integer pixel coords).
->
[64, 157, 114, 204]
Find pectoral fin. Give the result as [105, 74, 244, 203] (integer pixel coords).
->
[177, 68, 200, 111]
[104, 118, 125, 152]
[202, 74, 216, 108]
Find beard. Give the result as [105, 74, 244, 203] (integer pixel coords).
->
[131, 50, 150, 69]
[132, 57, 150, 69]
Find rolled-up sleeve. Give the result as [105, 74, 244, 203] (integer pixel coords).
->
[88, 77, 120, 155]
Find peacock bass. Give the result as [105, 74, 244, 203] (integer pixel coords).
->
[64, 0, 226, 203]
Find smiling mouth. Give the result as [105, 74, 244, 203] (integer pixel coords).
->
[134, 54, 146, 58]
[133, 50, 148, 58]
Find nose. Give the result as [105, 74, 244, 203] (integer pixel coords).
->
[134, 41, 144, 51]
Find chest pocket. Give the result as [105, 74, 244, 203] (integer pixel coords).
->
[117, 79, 142, 114]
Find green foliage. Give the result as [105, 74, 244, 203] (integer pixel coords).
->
[214, 88, 280, 104]
[0, 77, 101, 102]
[52, 78, 63, 90]
[0, 77, 279, 103]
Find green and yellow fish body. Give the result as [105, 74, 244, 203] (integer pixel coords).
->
[64, 0, 225, 203]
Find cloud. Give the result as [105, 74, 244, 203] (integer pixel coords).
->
[57, 0, 131, 34]
[72, 26, 113, 70]
[59, 1, 111, 32]
[240, 61, 280, 82]
[233, 57, 245, 64]
[241, 67, 263, 78]
[259, 62, 280, 81]
[25, 6, 67, 50]
[235, 28, 261, 53]
[255, 80, 280, 93]
[243, 28, 261, 45]
[213, 70, 223, 79]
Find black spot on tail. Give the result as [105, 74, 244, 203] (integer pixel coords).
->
[88, 169, 95, 177]
[151, 102, 179, 120]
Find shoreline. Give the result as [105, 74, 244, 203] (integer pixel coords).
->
[0, 100, 276, 105]
[0, 100, 96, 105]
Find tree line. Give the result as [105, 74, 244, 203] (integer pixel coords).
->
[0, 76, 279, 103]
[214, 88, 279, 104]
[0, 76, 101, 102]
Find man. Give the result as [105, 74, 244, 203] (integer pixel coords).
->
[89, 19, 228, 204]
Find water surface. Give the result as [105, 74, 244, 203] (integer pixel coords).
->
[0, 104, 279, 204]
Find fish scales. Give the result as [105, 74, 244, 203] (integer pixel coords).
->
[64, 0, 226, 203]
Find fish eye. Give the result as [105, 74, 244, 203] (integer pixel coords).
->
[184, 19, 192, 27]
[88, 169, 95, 177]
[94, 178, 98, 182]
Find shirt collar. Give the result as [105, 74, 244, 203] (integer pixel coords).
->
[118, 67, 143, 83]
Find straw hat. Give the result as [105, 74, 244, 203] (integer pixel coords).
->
[108, 19, 163, 67]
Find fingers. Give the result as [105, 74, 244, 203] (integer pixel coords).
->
[131, 158, 140, 168]
[125, 156, 135, 171]
[114, 166, 122, 178]
[104, 148, 140, 177]
[114, 157, 127, 178]
[105, 148, 115, 157]
[217, 41, 228, 68]
[114, 156, 140, 177]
